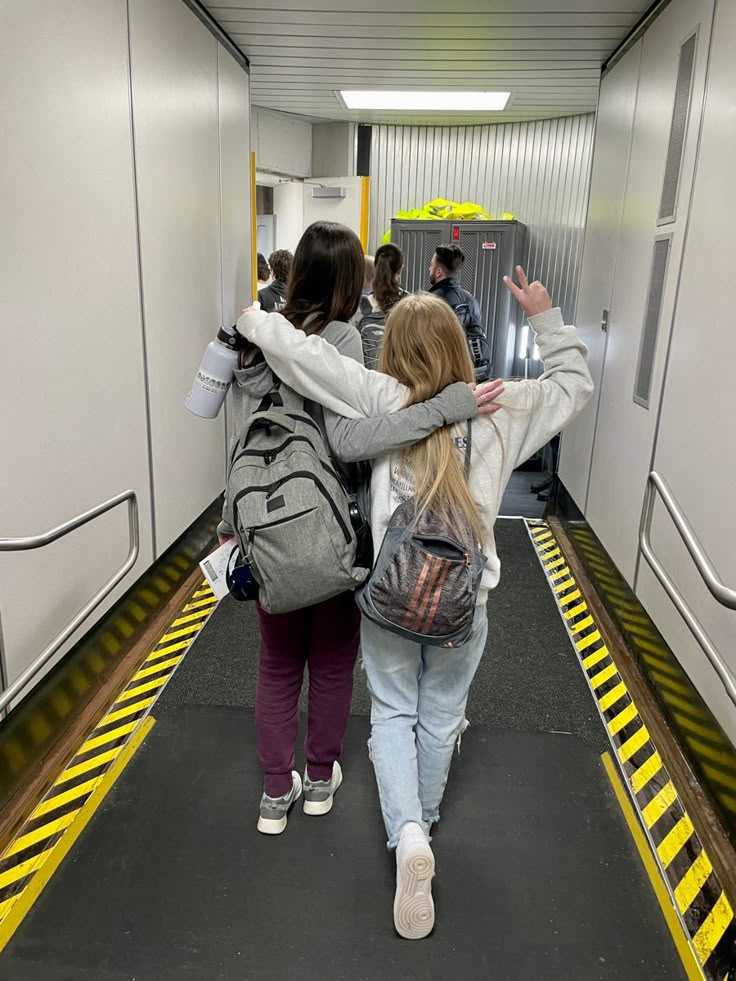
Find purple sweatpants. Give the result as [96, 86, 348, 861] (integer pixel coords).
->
[256, 592, 360, 798]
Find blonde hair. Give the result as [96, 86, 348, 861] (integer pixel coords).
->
[380, 293, 485, 542]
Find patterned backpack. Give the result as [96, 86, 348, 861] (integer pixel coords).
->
[356, 424, 486, 647]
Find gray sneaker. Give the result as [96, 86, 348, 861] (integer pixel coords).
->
[257, 771, 302, 835]
[303, 761, 343, 816]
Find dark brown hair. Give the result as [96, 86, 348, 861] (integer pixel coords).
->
[434, 244, 465, 276]
[373, 243, 404, 314]
[268, 249, 293, 283]
[257, 253, 270, 282]
[282, 221, 364, 335]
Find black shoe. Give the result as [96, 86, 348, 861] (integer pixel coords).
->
[531, 476, 553, 494]
[537, 488, 552, 502]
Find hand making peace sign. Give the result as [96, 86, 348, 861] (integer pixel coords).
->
[503, 266, 552, 318]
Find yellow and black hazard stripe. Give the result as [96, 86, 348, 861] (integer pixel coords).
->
[529, 522, 736, 981]
[0, 581, 218, 950]
[0, 547, 205, 784]
[568, 524, 736, 826]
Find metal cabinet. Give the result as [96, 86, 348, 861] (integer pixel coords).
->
[391, 219, 527, 378]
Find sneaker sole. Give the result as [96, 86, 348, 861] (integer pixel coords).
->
[257, 778, 302, 835]
[303, 767, 343, 816]
[394, 845, 435, 940]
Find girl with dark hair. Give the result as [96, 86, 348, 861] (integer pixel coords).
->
[372, 243, 406, 314]
[256, 252, 270, 289]
[220, 221, 482, 835]
[350, 242, 408, 330]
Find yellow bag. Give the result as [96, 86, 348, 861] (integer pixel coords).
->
[425, 198, 457, 216]
[383, 199, 512, 242]
[447, 201, 492, 220]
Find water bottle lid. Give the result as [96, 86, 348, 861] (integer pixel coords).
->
[217, 324, 241, 350]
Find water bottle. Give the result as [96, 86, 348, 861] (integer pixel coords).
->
[185, 307, 258, 418]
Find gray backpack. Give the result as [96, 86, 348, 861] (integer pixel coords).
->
[356, 424, 486, 647]
[226, 388, 369, 613]
[357, 295, 386, 371]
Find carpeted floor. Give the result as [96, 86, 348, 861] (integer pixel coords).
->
[0, 709, 684, 981]
[158, 520, 606, 752]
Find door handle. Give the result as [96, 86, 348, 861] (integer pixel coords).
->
[601, 309, 609, 333]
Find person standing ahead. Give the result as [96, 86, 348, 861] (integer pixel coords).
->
[428, 244, 491, 381]
[257, 249, 292, 312]
[428, 244, 482, 324]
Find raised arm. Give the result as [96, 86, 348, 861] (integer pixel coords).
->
[496, 268, 593, 470]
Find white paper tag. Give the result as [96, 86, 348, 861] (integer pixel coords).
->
[199, 539, 238, 599]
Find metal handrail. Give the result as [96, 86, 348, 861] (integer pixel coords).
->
[639, 471, 736, 707]
[0, 490, 139, 712]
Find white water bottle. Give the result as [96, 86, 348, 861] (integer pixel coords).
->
[186, 300, 260, 418]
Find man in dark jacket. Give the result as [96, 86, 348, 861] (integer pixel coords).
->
[428, 244, 482, 323]
[428, 243, 491, 381]
[258, 249, 292, 312]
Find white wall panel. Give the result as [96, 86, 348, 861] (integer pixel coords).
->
[218, 45, 252, 471]
[586, 0, 714, 585]
[304, 177, 363, 240]
[558, 43, 642, 510]
[369, 115, 595, 323]
[0, 0, 154, 692]
[218, 46, 253, 324]
[252, 107, 312, 178]
[272, 181, 307, 253]
[312, 123, 355, 178]
[129, 0, 225, 554]
[636, 0, 736, 743]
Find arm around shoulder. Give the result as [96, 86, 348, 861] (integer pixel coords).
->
[237, 309, 407, 418]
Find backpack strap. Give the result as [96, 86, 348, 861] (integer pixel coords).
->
[464, 421, 473, 480]
[257, 382, 283, 413]
[238, 408, 296, 451]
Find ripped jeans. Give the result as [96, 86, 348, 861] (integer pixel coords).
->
[360, 606, 488, 848]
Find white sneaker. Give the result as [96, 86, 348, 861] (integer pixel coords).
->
[257, 771, 302, 835]
[394, 822, 435, 939]
[303, 761, 343, 816]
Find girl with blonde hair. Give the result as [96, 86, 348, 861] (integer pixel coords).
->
[237, 268, 593, 940]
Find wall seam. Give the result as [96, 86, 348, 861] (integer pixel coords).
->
[124, 0, 157, 559]
[215, 42, 230, 484]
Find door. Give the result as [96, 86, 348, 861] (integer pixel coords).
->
[585, 0, 714, 585]
[256, 214, 275, 260]
[558, 41, 642, 511]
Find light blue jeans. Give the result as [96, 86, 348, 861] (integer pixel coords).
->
[360, 606, 488, 848]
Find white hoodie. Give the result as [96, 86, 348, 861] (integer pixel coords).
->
[236, 306, 594, 604]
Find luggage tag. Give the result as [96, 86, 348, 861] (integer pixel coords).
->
[199, 539, 239, 599]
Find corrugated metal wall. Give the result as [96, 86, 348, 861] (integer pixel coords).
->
[370, 114, 595, 323]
